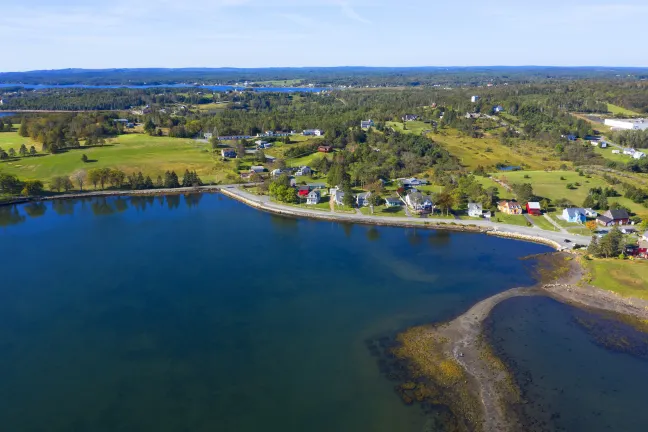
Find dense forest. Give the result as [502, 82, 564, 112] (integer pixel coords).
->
[2, 66, 648, 87]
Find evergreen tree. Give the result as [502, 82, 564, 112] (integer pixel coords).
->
[19, 119, 28, 137]
[19, 143, 27, 157]
[29, 146, 36, 156]
[144, 176, 154, 189]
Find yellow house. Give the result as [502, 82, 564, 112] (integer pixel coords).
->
[497, 201, 523, 215]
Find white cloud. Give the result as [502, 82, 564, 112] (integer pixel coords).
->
[338, 1, 370, 24]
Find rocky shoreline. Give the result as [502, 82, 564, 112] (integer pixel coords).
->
[390, 253, 648, 432]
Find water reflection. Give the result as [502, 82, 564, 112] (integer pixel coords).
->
[366, 227, 380, 242]
[428, 230, 451, 247]
[23, 202, 47, 218]
[184, 193, 203, 208]
[52, 200, 75, 216]
[114, 198, 128, 213]
[91, 198, 116, 216]
[0, 206, 25, 227]
[166, 195, 181, 210]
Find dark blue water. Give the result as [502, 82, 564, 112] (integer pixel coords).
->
[0, 194, 549, 432]
[487, 296, 648, 431]
[0, 112, 15, 117]
[0, 84, 329, 93]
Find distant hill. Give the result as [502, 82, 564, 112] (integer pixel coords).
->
[1, 66, 648, 86]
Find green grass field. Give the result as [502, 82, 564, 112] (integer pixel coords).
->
[475, 176, 514, 200]
[593, 146, 630, 163]
[386, 121, 433, 136]
[529, 215, 560, 231]
[359, 205, 407, 217]
[501, 170, 648, 218]
[607, 103, 643, 117]
[0, 130, 41, 151]
[428, 130, 562, 171]
[0, 133, 236, 184]
[585, 259, 648, 300]
[493, 213, 529, 227]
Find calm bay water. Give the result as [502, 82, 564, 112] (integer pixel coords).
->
[0, 194, 550, 431]
[0, 112, 15, 117]
[487, 297, 648, 431]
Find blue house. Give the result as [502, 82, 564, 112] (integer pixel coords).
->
[562, 208, 586, 224]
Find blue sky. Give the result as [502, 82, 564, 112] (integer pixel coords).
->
[2, 0, 647, 71]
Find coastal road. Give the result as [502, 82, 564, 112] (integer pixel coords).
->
[222, 186, 592, 248]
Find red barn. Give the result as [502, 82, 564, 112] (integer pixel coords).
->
[526, 202, 542, 216]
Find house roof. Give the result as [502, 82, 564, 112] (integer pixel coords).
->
[385, 197, 401, 203]
[643, 231, 648, 238]
[527, 202, 541, 210]
[356, 192, 371, 199]
[468, 202, 482, 210]
[565, 208, 585, 217]
[500, 200, 521, 208]
[607, 209, 630, 220]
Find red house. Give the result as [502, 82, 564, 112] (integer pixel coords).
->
[298, 186, 310, 197]
[526, 202, 542, 216]
[318, 145, 332, 153]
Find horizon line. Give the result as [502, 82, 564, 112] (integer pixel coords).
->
[2, 65, 648, 74]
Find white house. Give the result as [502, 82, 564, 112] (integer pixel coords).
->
[612, 150, 621, 154]
[356, 192, 372, 207]
[591, 141, 599, 146]
[623, 148, 636, 156]
[493, 105, 505, 113]
[271, 169, 283, 177]
[385, 197, 401, 207]
[303, 129, 324, 136]
[405, 192, 433, 212]
[204, 132, 213, 140]
[604, 118, 648, 131]
[642, 231, 648, 242]
[295, 166, 312, 176]
[331, 188, 345, 205]
[468, 203, 483, 218]
[255, 140, 268, 146]
[402, 114, 419, 122]
[633, 151, 646, 159]
[601, 141, 608, 148]
[584, 208, 598, 218]
[306, 190, 321, 205]
[471, 95, 480, 103]
[398, 177, 427, 188]
[361, 120, 375, 129]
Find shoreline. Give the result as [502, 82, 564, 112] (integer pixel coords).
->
[3, 184, 588, 250]
[393, 253, 648, 432]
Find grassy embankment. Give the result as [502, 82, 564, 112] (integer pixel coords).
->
[584, 259, 648, 301]
[607, 103, 643, 117]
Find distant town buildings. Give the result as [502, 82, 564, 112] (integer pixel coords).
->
[604, 118, 648, 131]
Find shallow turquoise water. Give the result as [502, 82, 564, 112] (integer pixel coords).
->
[0, 194, 549, 431]
[487, 296, 648, 431]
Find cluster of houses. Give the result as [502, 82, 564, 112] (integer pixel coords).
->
[269, 165, 312, 178]
[560, 207, 632, 227]
[496, 200, 542, 216]
[617, 148, 647, 159]
[255, 140, 273, 149]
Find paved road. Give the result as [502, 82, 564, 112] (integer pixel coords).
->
[222, 186, 592, 247]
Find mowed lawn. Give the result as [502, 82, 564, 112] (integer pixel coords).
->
[0, 128, 41, 150]
[500, 170, 648, 218]
[0, 133, 231, 183]
[586, 259, 648, 300]
[593, 146, 630, 164]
